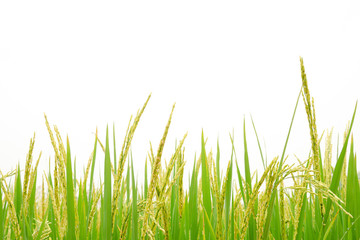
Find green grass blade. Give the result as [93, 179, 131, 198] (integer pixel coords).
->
[346, 136, 360, 239]
[113, 123, 117, 172]
[216, 139, 220, 188]
[28, 174, 37, 236]
[243, 118, 252, 196]
[201, 131, 212, 240]
[0, 185, 3, 240]
[230, 134, 246, 208]
[323, 101, 357, 225]
[234, 159, 246, 207]
[224, 155, 233, 238]
[189, 159, 199, 240]
[131, 157, 138, 240]
[202, 201, 216, 240]
[271, 193, 281, 240]
[73, 158, 77, 192]
[14, 164, 22, 221]
[65, 136, 76, 240]
[229, 196, 235, 240]
[170, 175, 180, 240]
[243, 119, 256, 239]
[78, 181, 86, 239]
[89, 129, 98, 208]
[104, 126, 112, 239]
[250, 115, 266, 169]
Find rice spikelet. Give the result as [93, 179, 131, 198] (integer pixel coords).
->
[279, 180, 287, 240]
[324, 129, 333, 186]
[300, 57, 324, 216]
[22, 133, 35, 215]
[112, 94, 151, 228]
[0, 170, 21, 239]
[141, 104, 175, 239]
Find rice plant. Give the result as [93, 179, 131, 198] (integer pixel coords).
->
[1, 57, 359, 239]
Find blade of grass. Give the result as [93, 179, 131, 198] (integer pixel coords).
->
[104, 126, 112, 239]
[250, 115, 266, 169]
[243, 119, 256, 239]
[89, 128, 98, 209]
[0, 185, 3, 240]
[243, 118, 252, 196]
[65, 136, 76, 240]
[346, 136, 360, 239]
[201, 200, 216, 240]
[113, 123, 117, 172]
[189, 159, 198, 240]
[78, 181, 86, 239]
[201, 131, 212, 240]
[131, 157, 138, 240]
[323, 101, 357, 226]
[216, 139, 220, 188]
[224, 155, 233, 238]
[230, 134, 246, 208]
[14, 164, 22, 221]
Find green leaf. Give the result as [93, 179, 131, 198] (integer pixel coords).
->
[104, 126, 112, 239]
[202, 201, 216, 240]
[78, 181, 86, 239]
[250, 115, 266, 169]
[346, 136, 360, 239]
[14, 164, 22, 220]
[243, 119, 256, 240]
[88, 129, 98, 210]
[131, 157, 138, 240]
[0, 186, 3, 240]
[189, 158, 199, 240]
[243, 118, 252, 197]
[66, 136, 76, 240]
[323, 102, 357, 226]
[224, 156, 233, 237]
[201, 131, 212, 240]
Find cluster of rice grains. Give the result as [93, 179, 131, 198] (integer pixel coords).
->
[0, 58, 359, 239]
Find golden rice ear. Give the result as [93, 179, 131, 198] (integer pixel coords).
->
[112, 94, 151, 229]
[341, 124, 350, 201]
[279, 180, 287, 240]
[324, 128, 334, 187]
[300, 57, 325, 218]
[141, 103, 175, 239]
[0, 169, 21, 239]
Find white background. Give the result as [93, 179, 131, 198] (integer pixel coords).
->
[1, 1, 360, 182]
